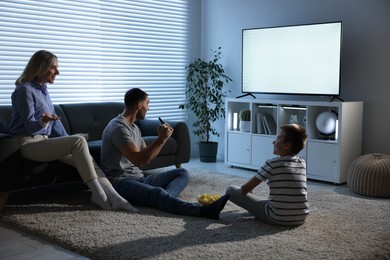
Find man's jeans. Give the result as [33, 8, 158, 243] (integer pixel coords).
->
[112, 168, 201, 217]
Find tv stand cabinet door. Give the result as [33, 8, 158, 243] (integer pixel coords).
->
[251, 135, 275, 168]
[227, 132, 251, 165]
[306, 141, 338, 182]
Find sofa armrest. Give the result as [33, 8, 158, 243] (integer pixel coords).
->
[0, 133, 20, 162]
[136, 119, 191, 165]
[169, 121, 191, 165]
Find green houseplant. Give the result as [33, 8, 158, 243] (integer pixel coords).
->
[239, 109, 251, 132]
[239, 109, 251, 121]
[179, 47, 232, 162]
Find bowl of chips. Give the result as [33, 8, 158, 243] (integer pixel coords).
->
[197, 193, 221, 205]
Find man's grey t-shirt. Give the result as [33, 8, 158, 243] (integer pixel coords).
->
[101, 114, 144, 180]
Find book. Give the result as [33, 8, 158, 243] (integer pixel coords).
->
[262, 114, 276, 135]
[262, 114, 268, 134]
[256, 113, 265, 134]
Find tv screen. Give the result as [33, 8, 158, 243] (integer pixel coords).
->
[242, 21, 342, 96]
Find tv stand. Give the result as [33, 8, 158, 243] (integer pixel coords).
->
[225, 98, 363, 184]
[236, 93, 256, 99]
[329, 96, 344, 102]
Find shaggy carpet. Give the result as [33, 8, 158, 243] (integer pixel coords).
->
[0, 168, 389, 260]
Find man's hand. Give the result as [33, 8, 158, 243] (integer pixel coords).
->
[157, 123, 173, 141]
[119, 123, 174, 167]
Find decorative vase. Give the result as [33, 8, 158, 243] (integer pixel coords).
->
[289, 114, 298, 124]
[239, 121, 251, 132]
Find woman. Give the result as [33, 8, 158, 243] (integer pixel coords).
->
[8, 50, 137, 212]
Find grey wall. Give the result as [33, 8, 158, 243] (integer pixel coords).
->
[188, 0, 390, 159]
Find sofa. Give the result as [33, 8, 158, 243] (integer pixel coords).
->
[0, 102, 191, 210]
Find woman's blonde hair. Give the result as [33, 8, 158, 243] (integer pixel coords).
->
[15, 50, 57, 84]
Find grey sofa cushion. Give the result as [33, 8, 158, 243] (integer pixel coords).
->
[144, 136, 177, 156]
[60, 102, 124, 141]
[88, 140, 102, 164]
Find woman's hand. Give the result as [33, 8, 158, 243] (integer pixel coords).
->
[41, 112, 61, 124]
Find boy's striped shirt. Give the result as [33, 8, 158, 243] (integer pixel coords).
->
[256, 155, 309, 225]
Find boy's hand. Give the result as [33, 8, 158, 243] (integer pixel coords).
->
[241, 176, 262, 195]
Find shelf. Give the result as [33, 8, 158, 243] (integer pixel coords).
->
[225, 98, 363, 184]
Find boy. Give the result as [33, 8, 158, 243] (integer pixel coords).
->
[226, 124, 309, 226]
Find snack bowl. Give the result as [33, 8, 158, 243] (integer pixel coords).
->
[197, 193, 221, 205]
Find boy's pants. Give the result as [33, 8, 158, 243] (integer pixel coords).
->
[226, 185, 275, 224]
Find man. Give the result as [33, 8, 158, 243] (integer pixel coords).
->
[101, 88, 230, 219]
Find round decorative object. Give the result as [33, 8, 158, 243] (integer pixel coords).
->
[315, 111, 337, 135]
[347, 153, 390, 197]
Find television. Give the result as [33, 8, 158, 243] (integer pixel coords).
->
[242, 21, 342, 97]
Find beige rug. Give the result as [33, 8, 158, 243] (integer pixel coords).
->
[1, 168, 389, 260]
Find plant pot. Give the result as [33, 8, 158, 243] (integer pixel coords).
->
[240, 121, 251, 132]
[199, 141, 218, 162]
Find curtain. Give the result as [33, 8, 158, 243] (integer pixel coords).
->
[0, 0, 189, 120]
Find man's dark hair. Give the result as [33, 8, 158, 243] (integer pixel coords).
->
[280, 124, 307, 155]
[124, 88, 148, 108]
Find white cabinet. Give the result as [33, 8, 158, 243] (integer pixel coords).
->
[306, 141, 338, 182]
[224, 98, 363, 184]
[251, 135, 275, 168]
[227, 132, 251, 165]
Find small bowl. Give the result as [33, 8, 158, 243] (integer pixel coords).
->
[197, 193, 221, 205]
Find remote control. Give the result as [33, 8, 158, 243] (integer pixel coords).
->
[158, 117, 165, 124]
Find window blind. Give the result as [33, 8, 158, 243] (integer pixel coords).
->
[0, 0, 189, 120]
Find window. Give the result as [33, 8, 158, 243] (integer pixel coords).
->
[0, 0, 189, 120]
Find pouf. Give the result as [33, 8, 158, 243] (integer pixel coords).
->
[347, 153, 390, 197]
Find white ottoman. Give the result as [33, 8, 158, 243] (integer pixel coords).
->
[347, 153, 390, 198]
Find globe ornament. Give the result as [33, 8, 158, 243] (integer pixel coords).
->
[315, 111, 338, 138]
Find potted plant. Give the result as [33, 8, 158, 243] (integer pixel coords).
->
[179, 47, 232, 162]
[239, 109, 251, 132]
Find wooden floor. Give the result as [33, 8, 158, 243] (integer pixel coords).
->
[0, 225, 88, 260]
[0, 158, 350, 259]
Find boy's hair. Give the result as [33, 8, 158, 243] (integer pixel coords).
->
[124, 88, 148, 108]
[16, 50, 58, 84]
[280, 124, 307, 155]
